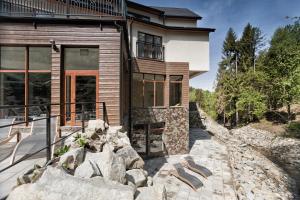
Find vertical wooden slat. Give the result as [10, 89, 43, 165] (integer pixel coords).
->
[25, 46, 29, 126]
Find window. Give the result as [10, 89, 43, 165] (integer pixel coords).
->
[169, 75, 183, 106]
[64, 48, 99, 70]
[132, 73, 165, 108]
[137, 32, 164, 60]
[0, 46, 51, 118]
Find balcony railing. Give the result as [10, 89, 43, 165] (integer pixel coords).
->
[0, 0, 126, 19]
[137, 41, 165, 61]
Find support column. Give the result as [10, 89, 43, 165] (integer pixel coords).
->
[50, 45, 62, 122]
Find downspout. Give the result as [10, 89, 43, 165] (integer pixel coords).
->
[128, 19, 134, 141]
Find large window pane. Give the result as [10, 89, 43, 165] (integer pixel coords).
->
[28, 73, 51, 116]
[144, 82, 154, 107]
[29, 73, 51, 105]
[132, 73, 143, 107]
[0, 47, 25, 70]
[155, 82, 164, 106]
[0, 73, 25, 118]
[170, 82, 182, 106]
[64, 48, 99, 70]
[29, 47, 51, 70]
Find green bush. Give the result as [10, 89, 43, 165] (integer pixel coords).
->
[286, 122, 300, 138]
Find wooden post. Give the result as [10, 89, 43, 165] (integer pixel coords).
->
[25, 46, 29, 126]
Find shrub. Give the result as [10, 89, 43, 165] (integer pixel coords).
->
[54, 145, 70, 157]
[286, 122, 300, 138]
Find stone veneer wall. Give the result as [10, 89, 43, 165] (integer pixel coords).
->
[132, 107, 189, 155]
[189, 102, 205, 128]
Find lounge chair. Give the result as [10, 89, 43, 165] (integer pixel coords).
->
[169, 163, 203, 190]
[182, 156, 212, 178]
[0, 118, 22, 145]
[10, 117, 58, 164]
[0, 118, 15, 140]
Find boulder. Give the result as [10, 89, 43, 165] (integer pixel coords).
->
[74, 160, 102, 179]
[58, 147, 85, 170]
[85, 149, 126, 184]
[17, 165, 45, 186]
[88, 135, 107, 152]
[126, 169, 147, 187]
[135, 184, 167, 200]
[7, 167, 135, 200]
[146, 176, 153, 186]
[106, 129, 131, 151]
[87, 119, 108, 134]
[116, 146, 144, 169]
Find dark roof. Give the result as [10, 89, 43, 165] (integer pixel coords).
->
[151, 6, 202, 19]
[128, 16, 215, 33]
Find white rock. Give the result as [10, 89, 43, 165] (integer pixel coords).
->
[87, 120, 108, 133]
[116, 146, 144, 170]
[74, 160, 102, 179]
[126, 169, 147, 187]
[58, 147, 85, 170]
[7, 167, 134, 200]
[86, 150, 126, 184]
[135, 184, 167, 200]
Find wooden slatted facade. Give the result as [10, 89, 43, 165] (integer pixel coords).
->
[0, 23, 123, 125]
[133, 58, 189, 108]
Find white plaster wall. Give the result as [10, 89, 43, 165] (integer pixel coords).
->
[129, 22, 210, 74]
[165, 31, 210, 72]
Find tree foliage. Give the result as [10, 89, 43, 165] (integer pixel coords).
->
[212, 22, 300, 126]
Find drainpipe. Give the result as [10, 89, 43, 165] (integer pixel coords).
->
[128, 19, 134, 141]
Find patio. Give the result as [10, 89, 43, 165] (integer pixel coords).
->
[144, 128, 237, 200]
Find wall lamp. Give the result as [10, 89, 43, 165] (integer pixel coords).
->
[50, 40, 59, 52]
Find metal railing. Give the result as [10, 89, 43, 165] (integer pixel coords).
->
[0, 0, 126, 19]
[0, 101, 108, 173]
[136, 41, 165, 61]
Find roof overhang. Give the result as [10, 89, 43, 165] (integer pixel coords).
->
[189, 70, 207, 79]
[128, 16, 215, 33]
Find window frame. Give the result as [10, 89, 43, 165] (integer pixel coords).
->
[169, 75, 183, 107]
[137, 32, 164, 61]
[0, 45, 52, 121]
[132, 73, 165, 108]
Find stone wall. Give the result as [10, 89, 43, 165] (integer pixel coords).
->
[198, 109, 298, 199]
[232, 126, 300, 195]
[132, 107, 189, 155]
[189, 102, 205, 128]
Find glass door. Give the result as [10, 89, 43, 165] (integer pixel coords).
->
[65, 71, 98, 126]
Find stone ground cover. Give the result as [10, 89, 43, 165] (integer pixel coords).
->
[145, 128, 236, 200]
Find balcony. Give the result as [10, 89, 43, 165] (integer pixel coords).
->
[136, 41, 165, 61]
[0, 0, 126, 20]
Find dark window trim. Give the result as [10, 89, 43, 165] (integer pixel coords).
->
[137, 31, 164, 61]
[133, 72, 165, 108]
[169, 75, 183, 107]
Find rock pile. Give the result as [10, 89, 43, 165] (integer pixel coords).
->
[7, 120, 167, 200]
[199, 109, 298, 200]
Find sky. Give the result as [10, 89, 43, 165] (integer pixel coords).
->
[132, 0, 300, 91]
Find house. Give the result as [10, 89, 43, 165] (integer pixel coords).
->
[0, 0, 214, 157]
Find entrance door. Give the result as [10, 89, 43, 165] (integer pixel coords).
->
[65, 71, 99, 126]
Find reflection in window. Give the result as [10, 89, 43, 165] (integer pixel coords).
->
[29, 73, 51, 105]
[132, 73, 143, 108]
[29, 47, 51, 70]
[0, 47, 25, 70]
[64, 48, 99, 70]
[0, 73, 25, 117]
[144, 81, 154, 107]
[132, 73, 165, 108]
[170, 75, 183, 106]
[0, 46, 52, 118]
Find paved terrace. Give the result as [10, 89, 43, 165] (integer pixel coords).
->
[145, 128, 237, 200]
